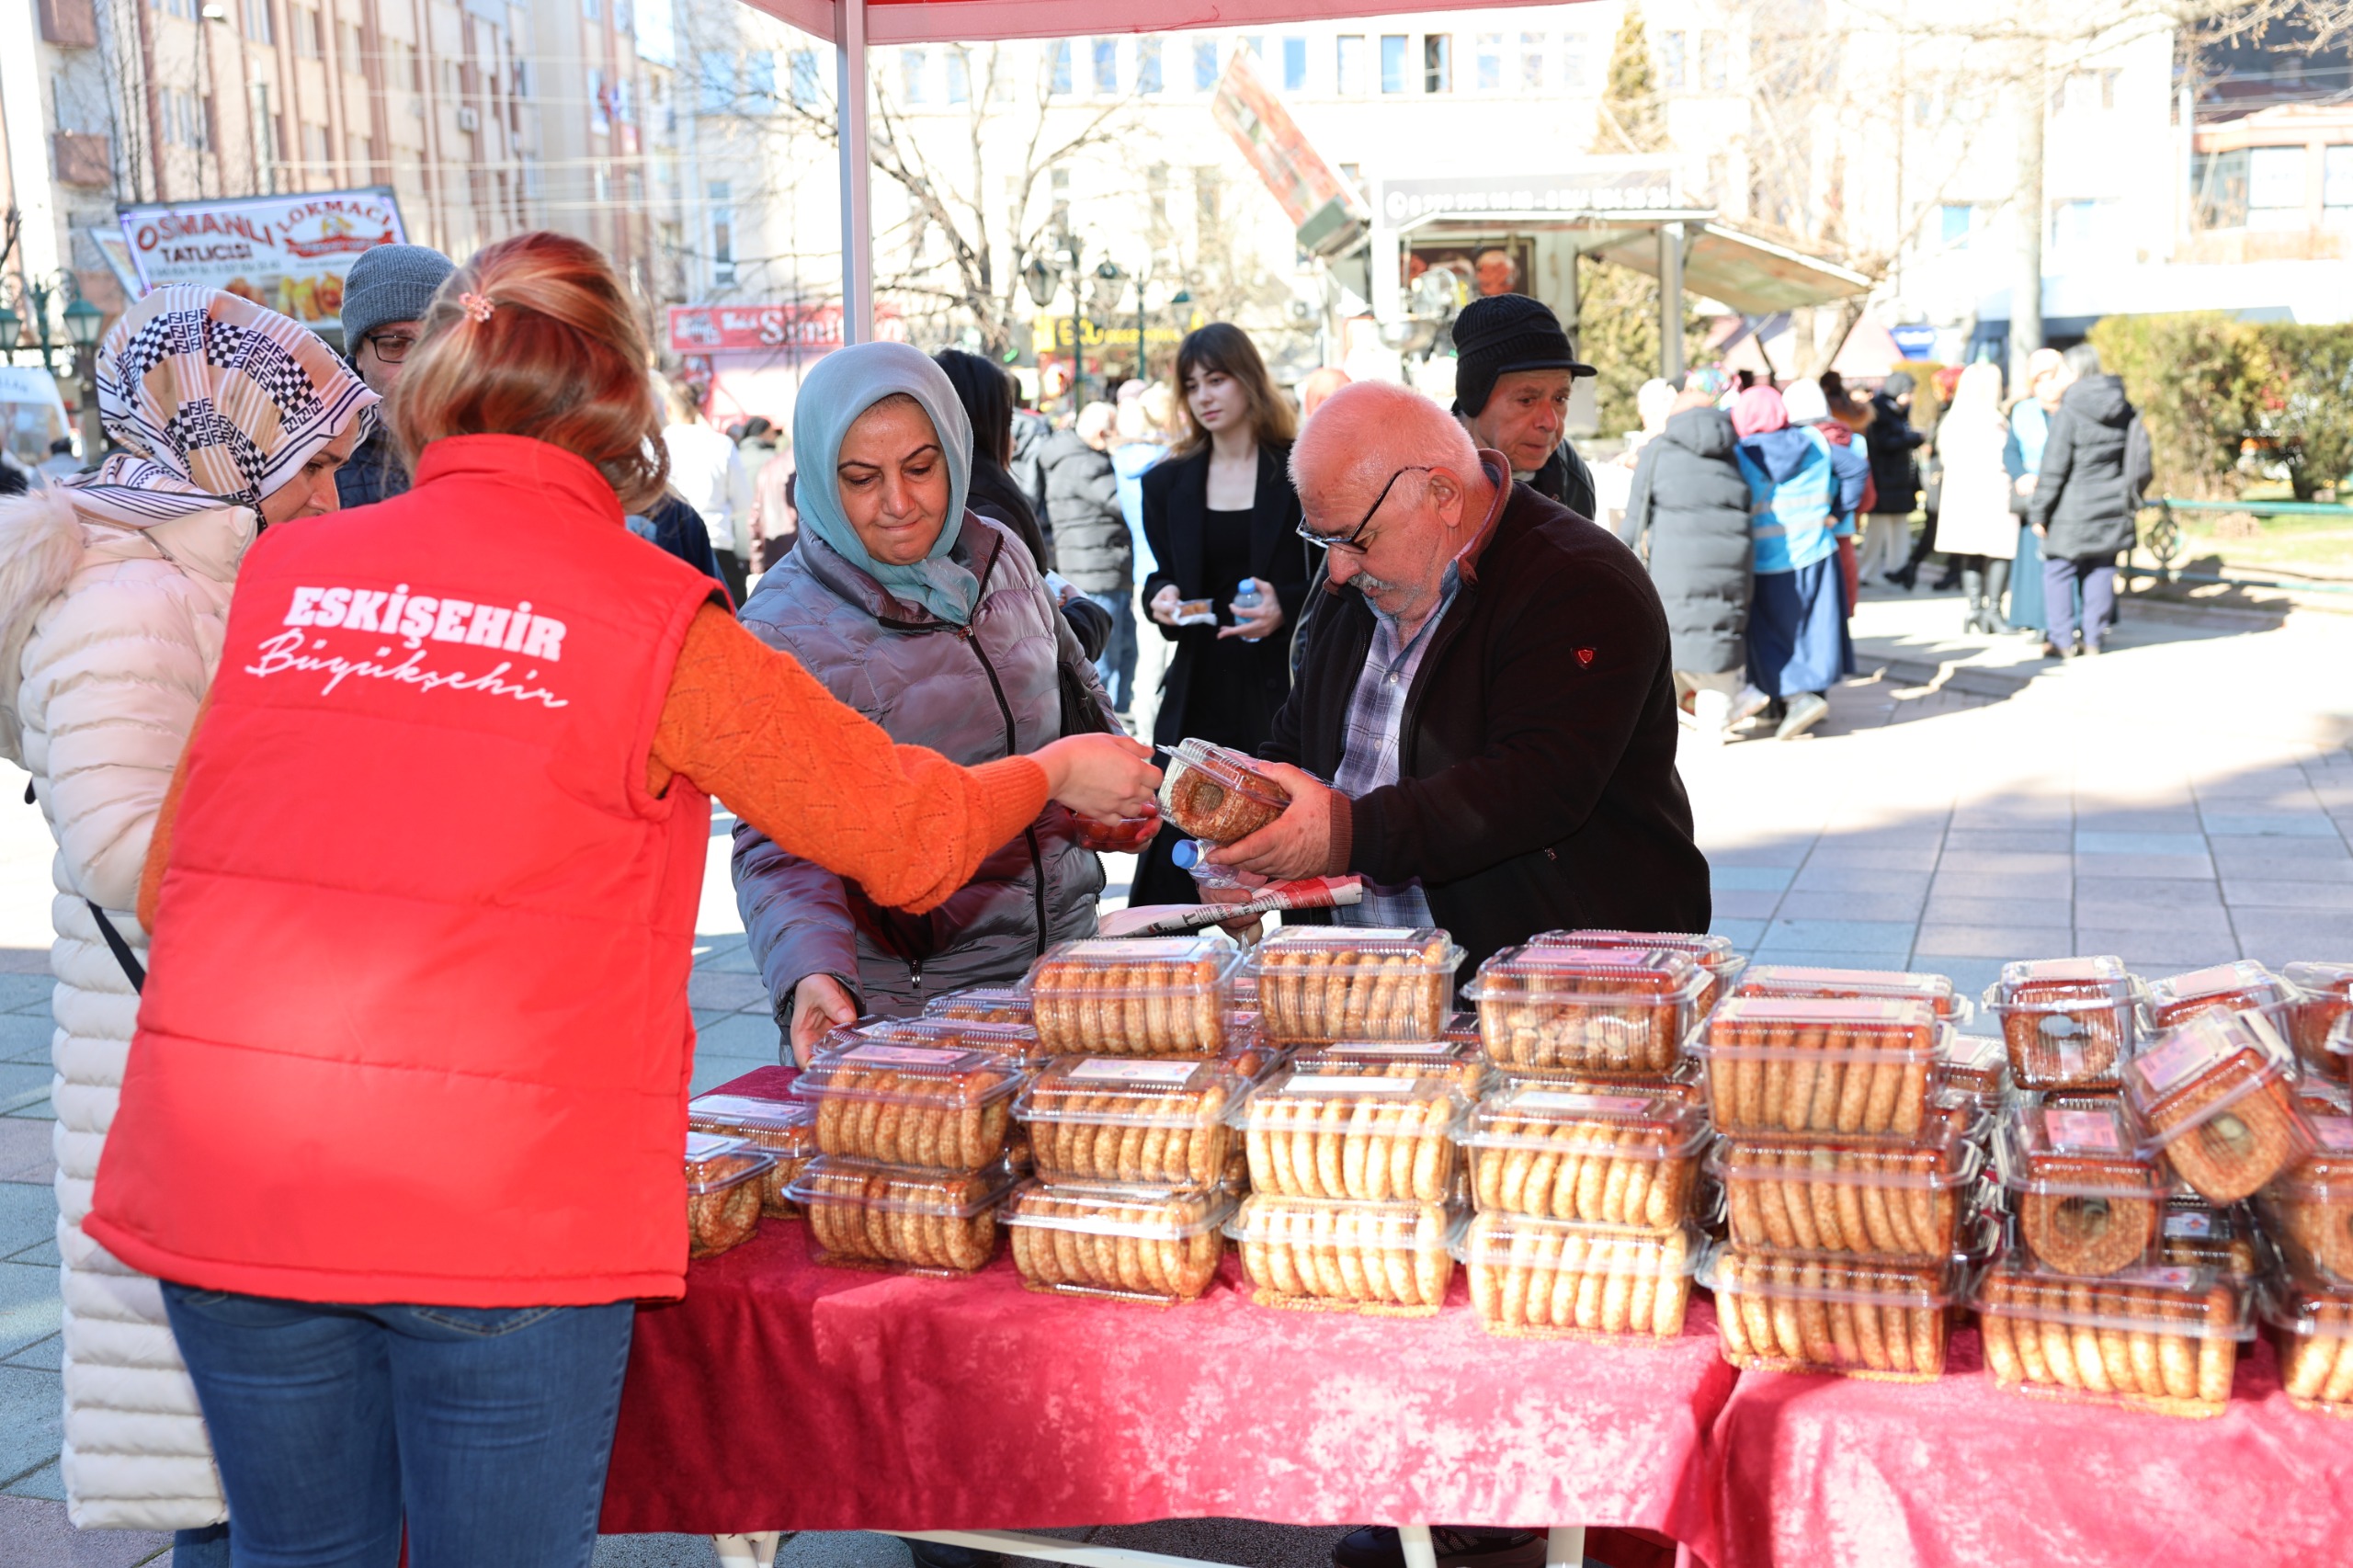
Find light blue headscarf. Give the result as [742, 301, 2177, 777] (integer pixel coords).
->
[792, 341, 980, 625]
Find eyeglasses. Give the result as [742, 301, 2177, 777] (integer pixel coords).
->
[361, 330, 418, 364]
[1297, 465, 1429, 554]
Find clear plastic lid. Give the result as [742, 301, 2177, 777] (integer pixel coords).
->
[688, 1093, 817, 1158]
[2269, 1112, 2353, 1199]
[1000, 1180, 1239, 1240]
[2159, 1194, 2259, 1277]
[1468, 943, 1708, 1003]
[1528, 929, 1744, 1003]
[792, 1043, 1023, 1107]
[1693, 998, 1949, 1141]
[819, 1016, 1043, 1065]
[2284, 961, 2353, 1002]
[2121, 1011, 2313, 1202]
[1994, 954, 2135, 1003]
[784, 1155, 1018, 1218]
[1248, 926, 1463, 1043]
[1984, 957, 2139, 1090]
[923, 986, 1035, 1026]
[1233, 1069, 1466, 1205]
[1158, 738, 1290, 844]
[1997, 1101, 2165, 1198]
[1018, 1057, 1241, 1128]
[1972, 1256, 2252, 1340]
[1464, 1085, 1709, 1159]
[1289, 1038, 1489, 1091]
[1711, 1130, 1978, 1189]
[1234, 1068, 1469, 1134]
[1735, 964, 1969, 1022]
[1938, 1031, 2011, 1101]
[2261, 1258, 2353, 1341]
[1467, 945, 1710, 1076]
[2144, 960, 2294, 1031]
[685, 1131, 777, 1195]
[1025, 934, 1245, 1058]
[1701, 1244, 1960, 1308]
[1456, 1212, 1701, 1274]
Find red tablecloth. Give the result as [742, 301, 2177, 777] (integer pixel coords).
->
[603, 1066, 1734, 1551]
[1706, 1325, 2353, 1568]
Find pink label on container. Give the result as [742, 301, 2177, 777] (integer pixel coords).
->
[1336, 1040, 1453, 1055]
[1514, 946, 1656, 968]
[1068, 1060, 1199, 1085]
[2131, 1027, 2225, 1097]
[1727, 998, 1913, 1022]
[689, 1094, 799, 1119]
[2165, 1210, 2217, 1239]
[840, 1044, 964, 1068]
[2114, 1265, 2200, 1290]
[1946, 1035, 2005, 1068]
[2044, 1108, 2123, 1152]
[1282, 1074, 1415, 1095]
[2162, 961, 2258, 999]
[2018, 958, 2118, 983]
[1516, 1091, 1652, 1116]
[2314, 1117, 2353, 1152]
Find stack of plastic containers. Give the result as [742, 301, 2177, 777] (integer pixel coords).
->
[1221, 926, 1472, 1314]
[1449, 936, 1723, 1340]
[688, 1090, 817, 1221]
[684, 1132, 774, 1260]
[996, 931, 1254, 1304]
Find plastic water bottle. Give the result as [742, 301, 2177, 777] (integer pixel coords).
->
[1170, 838, 1207, 870]
[1233, 578, 1264, 642]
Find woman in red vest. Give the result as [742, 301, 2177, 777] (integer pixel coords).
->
[83, 232, 1160, 1568]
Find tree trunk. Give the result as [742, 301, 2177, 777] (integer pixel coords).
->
[2010, 44, 2045, 389]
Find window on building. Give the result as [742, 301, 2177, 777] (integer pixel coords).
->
[616, 0, 631, 34]
[1193, 39, 1218, 91]
[2192, 148, 2249, 229]
[1561, 31, 1587, 85]
[1092, 38, 1117, 93]
[2062, 69, 2119, 112]
[2049, 198, 2119, 251]
[903, 48, 928, 104]
[161, 0, 197, 21]
[1050, 40, 1072, 95]
[1423, 34, 1449, 92]
[1136, 39, 1161, 94]
[1660, 30, 1686, 91]
[241, 0, 270, 40]
[336, 18, 359, 62]
[709, 181, 734, 286]
[947, 47, 971, 103]
[249, 83, 278, 181]
[1938, 203, 1977, 244]
[1518, 32, 1545, 91]
[1282, 36, 1307, 91]
[295, 6, 323, 57]
[1242, 36, 1263, 59]
[2248, 144, 2308, 227]
[583, 0, 598, 20]
[349, 131, 370, 170]
[588, 67, 609, 132]
[790, 49, 820, 108]
[1051, 164, 1071, 228]
[1700, 30, 1726, 89]
[1474, 34, 1502, 92]
[1336, 35, 1365, 95]
[744, 51, 774, 109]
[698, 54, 732, 114]
[302, 121, 328, 168]
[2325, 145, 2353, 217]
[1380, 34, 1407, 94]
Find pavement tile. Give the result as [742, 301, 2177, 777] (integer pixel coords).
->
[0, 1365, 63, 1486]
[1912, 924, 2074, 960]
[1709, 865, 1797, 892]
[1775, 890, 1926, 923]
[1709, 888, 1783, 919]
[4, 1333, 61, 1372]
[6, 1236, 58, 1267]
[0, 1495, 176, 1563]
[2068, 898, 2237, 937]
[2228, 912, 2353, 956]
[1790, 865, 1935, 897]
[2209, 842, 2353, 881]
[0, 1119, 48, 1186]
[2077, 932, 2245, 970]
[1904, 954, 2009, 1000]
[2075, 853, 2215, 881]
[0, 1266, 59, 1362]
[1941, 830, 2075, 855]
[2222, 878, 2353, 910]
[1756, 919, 1917, 959]
[2202, 812, 2344, 840]
[0, 1187, 53, 1259]
[1928, 870, 2076, 901]
[1797, 846, 1943, 872]
[1708, 918, 1768, 951]
[1941, 851, 2074, 878]
[2068, 876, 2222, 907]
[1922, 895, 2074, 928]
[2075, 831, 2210, 857]
[0, 977, 51, 1017]
[688, 971, 773, 1014]
[0, 1015, 48, 1067]
[2074, 812, 2204, 835]
[1745, 949, 1918, 972]
[1701, 843, 1826, 868]
[694, 1012, 784, 1063]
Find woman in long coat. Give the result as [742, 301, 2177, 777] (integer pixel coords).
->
[1930, 363, 2020, 634]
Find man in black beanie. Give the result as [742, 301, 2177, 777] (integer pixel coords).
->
[335, 241, 456, 507]
[1449, 292, 1599, 521]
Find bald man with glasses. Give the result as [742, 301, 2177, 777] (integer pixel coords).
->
[1208, 380, 1709, 981]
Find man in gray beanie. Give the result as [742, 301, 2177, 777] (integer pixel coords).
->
[1448, 292, 1599, 521]
[336, 241, 455, 507]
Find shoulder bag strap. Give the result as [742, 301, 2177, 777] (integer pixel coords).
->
[86, 902, 145, 994]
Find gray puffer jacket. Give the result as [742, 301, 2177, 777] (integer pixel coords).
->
[733, 513, 1117, 1021]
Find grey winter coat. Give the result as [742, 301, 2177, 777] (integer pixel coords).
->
[2028, 375, 2154, 560]
[1039, 430, 1132, 593]
[1625, 406, 1754, 675]
[732, 513, 1118, 1020]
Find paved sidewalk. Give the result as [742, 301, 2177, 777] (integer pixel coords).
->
[0, 587, 2347, 1566]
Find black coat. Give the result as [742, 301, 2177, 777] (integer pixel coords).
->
[2028, 375, 2153, 560]
[1625, 407, 1754, 676]
[1139, 443, 1310, 750]
[335, 425, 410, 509]
[1529, 439, 1599, 521]
[1038, 430, 1132, 594]
[1864, 392, 1925, 514]
[1263, 480, 1711, 979]
[967, 460, 1053, 574]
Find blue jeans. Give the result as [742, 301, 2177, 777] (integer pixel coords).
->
[162, 1284, 636, 1568]
[1085, 588, 1138, 713]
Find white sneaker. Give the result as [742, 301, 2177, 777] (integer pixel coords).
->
[1730, 683, 1773, 725]
[1775, 691, 1829, 740]
[1692, 687, 1733, 745]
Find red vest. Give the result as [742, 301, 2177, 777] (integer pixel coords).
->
[87, 435, 722, 1306]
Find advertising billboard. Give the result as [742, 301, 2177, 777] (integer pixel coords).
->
[116, 188, 407, 330]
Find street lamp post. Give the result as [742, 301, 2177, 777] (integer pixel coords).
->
[63, 297, 105, 462]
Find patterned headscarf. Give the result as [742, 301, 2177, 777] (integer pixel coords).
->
[61, 285, 378, 529]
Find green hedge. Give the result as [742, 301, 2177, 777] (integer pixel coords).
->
[2087, 312, 2353, 499]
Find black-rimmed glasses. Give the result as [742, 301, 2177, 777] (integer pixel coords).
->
[362, 330, 418, 364]
[1297, 465, 1429, 553]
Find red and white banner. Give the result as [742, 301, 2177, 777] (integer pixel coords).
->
[116, 188, 407, 327]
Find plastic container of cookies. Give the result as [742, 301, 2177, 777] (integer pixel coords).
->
[788, 1156, 1017, 1275]
[1995, 1100, 2166, 1277]
[791, 1042, 1022, 1172]
[1248, 926, 1462, 1044]
[1466, 945, 1710, 1077]
[923, 986, 1035, 1027]
[819, 1015, 1045, 1067]
[2282, 962, 2353, 1081]
[1289, 1037, 1490, 1093]
[1527, 929, 1745, 1012]
[1457, 1214, 1699, 1339]
[686, 1132, 776, 1259]
[1001, 1181, 1237, 1304]
[688, 1092, 816, 1219]
[1691, 997, 1949, 1142]
[1025, 934, 1245, 1058]
[1701, 1246, 1959, 1380]
[1972, 1256, 2249, 1416]
[2159, 1192, 2259, 1278]
[2260, 1260, 2353, 1413]
[2122, 1009, 2313, 1203]
[1233, 1068, 1468, 1202]
[1733, 964, 1970, 1023]
[1712, 1131, 1981, 1262]
[1015, 1057, 1244, 1190]
[1461, 1085, 1707, 1228]
[2257, 1113, 2353, 1282]
[2143, 960, 2296, 1032]
[1226, 1194, 1461, 1315]
[1984, 957, 2139, 1091]
[1158, 739, 1290, 844]
[1938, 1031, 2012, 1110]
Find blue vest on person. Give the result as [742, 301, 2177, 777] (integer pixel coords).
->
[1735, 426, 1837, 574]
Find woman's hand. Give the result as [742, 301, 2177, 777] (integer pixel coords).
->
[789, 973, 860, 1066]
[1218, 578, 1286, 642]
[1036, 733, 1161, 821]
[1148, 584, 1183, 626]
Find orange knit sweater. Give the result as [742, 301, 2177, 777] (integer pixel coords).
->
[140, 601, 1047, 928]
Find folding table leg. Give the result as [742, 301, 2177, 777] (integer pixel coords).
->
[1398, 1525, 1439, 1568]
[711, 1530, 782, 1567]
[1545, 1525, 1586, 1566]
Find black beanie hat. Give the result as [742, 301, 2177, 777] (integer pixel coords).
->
[1449, 293, 1597, 417]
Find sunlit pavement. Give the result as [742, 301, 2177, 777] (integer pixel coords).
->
[0, 585, 2347, 1565]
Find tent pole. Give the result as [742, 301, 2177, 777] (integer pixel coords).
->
[837, 0, 872, 345]
[1658, 220, 1685, 382]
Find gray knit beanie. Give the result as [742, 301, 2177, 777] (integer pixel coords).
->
[339, 243, 457, 347]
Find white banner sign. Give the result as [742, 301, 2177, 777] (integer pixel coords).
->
[117, 188, 407, 329]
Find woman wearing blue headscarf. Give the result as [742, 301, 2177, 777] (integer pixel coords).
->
[733, 342, 1125, 1068]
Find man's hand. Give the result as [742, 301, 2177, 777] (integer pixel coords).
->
[1206, 765, 1339, 881]
[788, 973, 859, 1066]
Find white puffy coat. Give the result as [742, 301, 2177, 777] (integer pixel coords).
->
[0, 485, 243, 1530]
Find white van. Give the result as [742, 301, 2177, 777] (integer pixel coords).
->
[0, 367, 74, 479]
